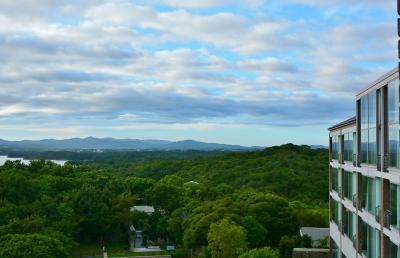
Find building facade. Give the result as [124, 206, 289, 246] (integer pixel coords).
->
[329, 67, 400, 258]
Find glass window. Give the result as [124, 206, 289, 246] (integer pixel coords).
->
[368, 92, 377, 128]
[391, 241, 399, 258]
[331, 238, 340, 258]
[360, 92, 378, 165]
[331, 168, 341, 194]
[361, 176, 381, 216]
[361, 129, 368, 164]
[331, 198, 341, 226]
[344, 208, 356, 243]
[368, 128, 377, 165]
[389, 79, 400, 168]
[332, 135, 339, 161]
[390, 184, 400, 229]
[388, 80, 399, 124]
[344, 170, 356, 201]
[389, 127, 399, 168]
[362, 221, 381, 258]
[344, 132, 355, 162]
[361, 95, 368, 130]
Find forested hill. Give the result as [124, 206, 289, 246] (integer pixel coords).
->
[82, 144, 328, 204]
[0, 144, 329, 258]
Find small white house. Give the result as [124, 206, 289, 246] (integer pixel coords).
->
[130, 205, 155, 214]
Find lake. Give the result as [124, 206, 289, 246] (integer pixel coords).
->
[0, 156, 68, 166]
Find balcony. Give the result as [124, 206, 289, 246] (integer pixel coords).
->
[377, 154, 381, 171]
[384, 210, 391, 229]
[375, 205, 381, 223]
[357, 154, 361, 167]
[383, 154, 389, 172]
[352, 194, 358, 208]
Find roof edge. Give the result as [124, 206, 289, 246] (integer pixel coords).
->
[328, 116, 356, 131]
[356, 67, 398, 97]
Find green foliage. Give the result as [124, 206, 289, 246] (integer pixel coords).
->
[301, 235, 312, 248]
[207, 219, 247, 258]
[278, 235, 301, 258]
[239, 247, 279, 258]
[0, 144, 328, 257]
[0, 233, 70, 258]
[315, 236, 329, 248]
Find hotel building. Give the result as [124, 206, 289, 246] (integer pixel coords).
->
[329, 67, 400, 258]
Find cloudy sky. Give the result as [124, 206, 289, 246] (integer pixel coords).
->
[0, 0, 396, 146]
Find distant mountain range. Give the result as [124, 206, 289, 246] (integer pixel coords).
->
[0, 137, 263, 151]
[310, 145, 328, 150]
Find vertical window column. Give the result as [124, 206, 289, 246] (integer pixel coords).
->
[390, 241, 399, 258]
[360, 92, 378, 165]
[388, 79, 400, 168]
[361, 176, 381, 218]
[390, 184, 400, 229]
[361, 221, 381, 258]
[332, 168, 341, 195]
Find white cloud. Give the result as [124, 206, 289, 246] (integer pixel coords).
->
[0, 0, 395, 140]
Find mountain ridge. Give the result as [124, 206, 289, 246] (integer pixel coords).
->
[0, 137, 263, 151]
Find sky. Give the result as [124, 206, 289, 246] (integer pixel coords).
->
[0, 0, 396, 146]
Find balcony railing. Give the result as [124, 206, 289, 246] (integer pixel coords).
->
[377, 154, 381, 171]
[375, 205, 381, 223]
[357, 154, 361, 167]
[383, 154, 389, 172]
[352, 194, 358, 208]
[352, 234, 357, 249]
[384, 210, 391, 229]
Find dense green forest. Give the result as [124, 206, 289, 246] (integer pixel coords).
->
[0, 144, 328, 258]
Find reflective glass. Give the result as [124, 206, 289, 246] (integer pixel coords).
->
[391, 184, 400, 229]
[368, 128, 377, 165]
[332, 135, 339, 160]
[391, 241, 399, 258]
[362, 221, 381, 258]
[361, 176, 380, 215]
[368, 92, 377, 128]
[389, 127, 399, 167]
[361, 129, 368, 163]
[389, 79, 400, 168]
[344, 133, 354, 162]
[389, 80, 399, 124]
[361, 95, 368, 130]
[332, 168, 341, 193]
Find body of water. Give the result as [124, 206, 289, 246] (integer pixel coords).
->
[0, 156, 68, 166]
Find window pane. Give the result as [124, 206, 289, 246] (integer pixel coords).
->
[368, 92, 377, 128]
[389, 127, 399, 167]
[389, 79, 400, 168]
[391, 184, 400, 229]
[368, 128, 377, 165]
[389, 79, 399, 124]
[361, 129, 368, 163]
[361, 95, 368, 130]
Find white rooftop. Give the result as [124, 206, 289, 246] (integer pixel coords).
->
[130, 205, 155, 214]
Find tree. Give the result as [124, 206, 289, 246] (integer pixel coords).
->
[207, 219, 247, 258]
[0, 233, 69, 258]
[239, 247, 279, 258]
[278, 235, 301, 258]
[242, 216, 268, 248]
[149, 175, 183, 213]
